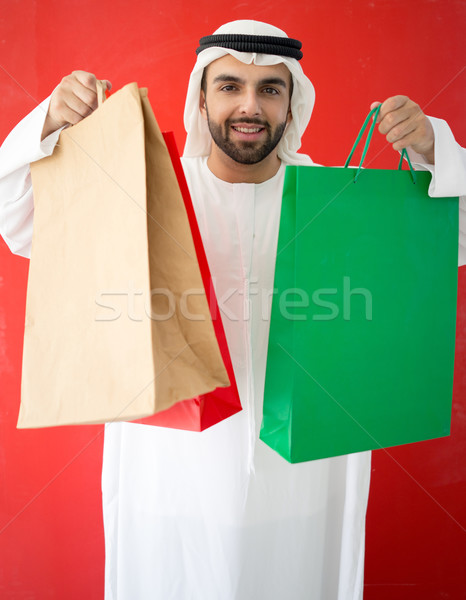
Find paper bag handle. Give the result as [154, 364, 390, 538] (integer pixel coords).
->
[95, 80, 107, 107]
[344, 104, 416, 184]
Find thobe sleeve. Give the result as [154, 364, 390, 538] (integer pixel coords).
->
[0, 96, 63, 258]
[406, 116, 466, 267]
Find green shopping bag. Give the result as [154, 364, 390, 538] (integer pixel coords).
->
[260, 105, 459, 463]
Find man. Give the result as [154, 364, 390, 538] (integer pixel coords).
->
[0, 19, 465, 600]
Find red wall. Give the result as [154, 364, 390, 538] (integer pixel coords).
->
[1, 1, 465, 598]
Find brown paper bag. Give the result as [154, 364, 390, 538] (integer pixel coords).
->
[18, 83, 230, 428]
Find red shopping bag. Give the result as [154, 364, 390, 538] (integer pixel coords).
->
[138, 132, 241, 431]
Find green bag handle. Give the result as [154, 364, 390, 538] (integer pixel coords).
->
[344, 104, 416, 184]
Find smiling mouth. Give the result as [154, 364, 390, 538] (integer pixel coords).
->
[231, 125, 265, 134]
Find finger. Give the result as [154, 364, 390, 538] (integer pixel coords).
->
[370, 96, 409, 124]
[74, 73, 112, 94]
[385, 118, 417, 145]
[69, 71, 105, 109]
[377, 102, 423, 136]
[378, 109, 411, 136]
[72, 77, 112, 107]
[378, 95, 409, 120]
[58, 74, 99, 112]
[60, 105, 90, 126]
[391, 129, 424, 153]
[49, 82, 97, 128]
[394, 119, 434, 158]
[72, 70, 99, 93]
[71, 79, 101, 111]
[62, 92, 96, 119]
[48, 103, 89, 128]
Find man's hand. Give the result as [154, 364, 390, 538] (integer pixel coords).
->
[41, 71, 112, 141]
[371, 96, 435, 165]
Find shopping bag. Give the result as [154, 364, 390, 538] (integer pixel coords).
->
[19, 82, 241, 429]
[260, 105, 459, 463]
[138, 131, 241, 431]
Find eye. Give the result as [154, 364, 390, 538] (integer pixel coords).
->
[220, 85, 238, 92]
[262, 87, 280, 95]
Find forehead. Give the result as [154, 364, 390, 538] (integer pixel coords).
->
[205, 54, 292, 85]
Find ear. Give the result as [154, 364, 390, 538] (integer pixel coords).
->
[285, 105, 293, 129]
[199, 89, 207, 121]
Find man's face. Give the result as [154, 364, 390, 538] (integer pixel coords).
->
[200, 55, 293, 165]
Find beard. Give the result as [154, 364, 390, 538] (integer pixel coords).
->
[205, 112, 288, 165]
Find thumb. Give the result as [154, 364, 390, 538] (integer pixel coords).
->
[102, 79, 112, 91]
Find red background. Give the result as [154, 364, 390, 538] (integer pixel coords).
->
[1, 0, 465, 598]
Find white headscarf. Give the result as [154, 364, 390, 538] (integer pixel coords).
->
[183, 20, 315, 166]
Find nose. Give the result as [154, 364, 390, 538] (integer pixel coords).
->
[239, 88, 261, 117]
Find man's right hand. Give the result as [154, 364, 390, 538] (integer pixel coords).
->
[41, 71, 112, 140]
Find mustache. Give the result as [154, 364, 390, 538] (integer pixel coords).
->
[228, 118, 269, 127]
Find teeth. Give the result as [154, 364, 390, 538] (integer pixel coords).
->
[233, 126, 262, 133]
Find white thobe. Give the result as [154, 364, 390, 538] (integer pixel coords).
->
[1, 98, 465, 600]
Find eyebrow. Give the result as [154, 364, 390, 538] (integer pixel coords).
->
[212, 74, 288, 88]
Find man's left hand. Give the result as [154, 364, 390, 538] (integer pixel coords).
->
[371, 96, 435, 164]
